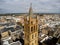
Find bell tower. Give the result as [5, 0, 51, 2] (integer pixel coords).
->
[24, 3, 38, 45]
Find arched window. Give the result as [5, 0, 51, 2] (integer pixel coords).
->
[32, 43, 34, 45]
[32, 35, 34, 39]
[31, 27, 33, 32]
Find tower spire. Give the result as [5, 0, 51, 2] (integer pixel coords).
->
[29, 3, 33, 15]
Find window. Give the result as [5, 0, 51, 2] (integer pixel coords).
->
[31, 21, 33, 25]
[36, 25, 37, 30]
[31, 27, 33, 32]
[32, 43, 34, 45]
[28, 43, 29, 45]
[27, 43, 29, 45]
[35, 40, 36, 43]
[35, 33, 38, 38]
[34, 26, 35, 31]
[32, 35, 34, 39]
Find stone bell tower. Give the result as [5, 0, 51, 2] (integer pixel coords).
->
[24, 3, 38, 45]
